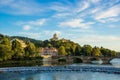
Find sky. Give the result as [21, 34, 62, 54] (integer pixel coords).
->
[0, 0, 120, 51]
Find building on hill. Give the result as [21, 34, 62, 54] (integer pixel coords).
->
[41, 47, 58, 56]
[60, 38, 70, 42]
[11, 38, 27, 48]
[50, 33, 58, 41]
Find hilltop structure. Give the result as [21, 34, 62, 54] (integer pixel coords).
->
[50, 33, 58, 41]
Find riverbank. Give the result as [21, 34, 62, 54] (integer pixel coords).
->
[0, 60, 43, 67]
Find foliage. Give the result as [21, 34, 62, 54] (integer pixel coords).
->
[12, 39, 24, 59]
[0, 38, 13, 61]
[92, 47, 102, 57]
[0, 45, 13, 61]
[58, 46, 67, 55]
[0, 33, 118, 62]
[11, 35, 117, 57]
[75, 45, 82, 56]
[81, 45, 92, 56]
[24, 41, 36, 57]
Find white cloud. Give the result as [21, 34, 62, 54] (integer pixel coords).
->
[90, 0, 100, 4]
[59, 19, 94, 29]
[90, 7, 102, 14]
[23, 25, 31, 31]
[27, 19, 46, 26]
[52, 13, 71, 18]
[51, 1, 90, 19]
[75, 1, 90, 13]
[94, 4, 120, 23]
[72, 35, 120, 51]
[17, 19, 46, 31]
[49, 2, 70, 12]
[0, 0, 44, 15]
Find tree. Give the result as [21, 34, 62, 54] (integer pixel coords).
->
[1, 37, 11, 47]
[70, 44, 77, 56]
[0, 45, 13, 61]
[92, 47, 102, 57]
[81, 45, 92, 56]
[12, 39, 24, 59]
[58, 46, 67, 56]
[110, 50, 117, 57]
[25, 42, 36, 57]
[0, 38, 13, 61]
[100, 47, 117, 57]
[75, 45, 82, 56]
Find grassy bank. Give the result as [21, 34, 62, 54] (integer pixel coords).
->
[0, 57, 43, 67]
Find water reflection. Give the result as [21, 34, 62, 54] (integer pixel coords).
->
[0, 71, 120, 80]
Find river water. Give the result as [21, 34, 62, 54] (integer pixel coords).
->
[0, 63, 120, 80]
[0, 71, 120, 80]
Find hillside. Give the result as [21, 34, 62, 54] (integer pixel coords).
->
[11, 36, 43, 47]
[0, 33, 118, 57]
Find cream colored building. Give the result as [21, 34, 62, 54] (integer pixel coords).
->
[41, 47, 58, 56]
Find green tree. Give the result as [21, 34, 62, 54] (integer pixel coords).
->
[92, 47, 102, 57]
[12, 39, 24, 59]
[58, 46, 67, 56]
[75, 45, 82, 56]
[100, 47, 117, 57]
[0, 38, 13, 61]
[1, 37, 11, 46]
[110, 50, 117, 57]
[70, 44, 77, 56]
[25, 42, 36, 57]
[81, 45, 92, 56]
[0, 45, 13, 61]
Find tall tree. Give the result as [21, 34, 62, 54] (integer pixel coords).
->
[1, 37, 11, 46]
[0, 38, 13, 61]
[58, 46, 67, 56]
[81, 45, 92, 56]
[12, 39, 24, 59]
[92, 47, 102, 57]
[25, 42, 36, 57]
[75, 45, 82, 56]
[70, 44, 77, 56]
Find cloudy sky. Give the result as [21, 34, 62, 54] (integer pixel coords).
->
[0, 0, 120, 51]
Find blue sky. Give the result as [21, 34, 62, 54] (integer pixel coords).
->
[0, 0, 120, 51]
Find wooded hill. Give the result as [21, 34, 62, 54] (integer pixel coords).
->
[0, 33, 119, 61]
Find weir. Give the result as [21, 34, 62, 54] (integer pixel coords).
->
[0, 66, 120, 74]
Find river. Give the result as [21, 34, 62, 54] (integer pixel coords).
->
[0, 63, 120, 80]
[0, 71, 120, 80]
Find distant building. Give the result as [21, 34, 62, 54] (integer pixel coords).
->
[50, 33, 58, 41]
[41, 47, 58, 56]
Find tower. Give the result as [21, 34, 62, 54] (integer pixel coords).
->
[51, 33, 58, 41]
[53, 33, 58, 39]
